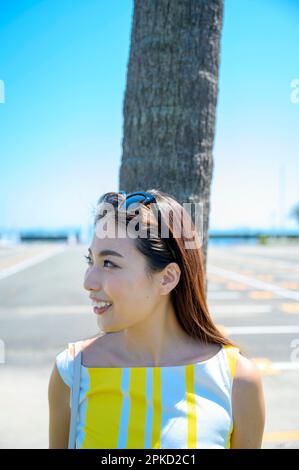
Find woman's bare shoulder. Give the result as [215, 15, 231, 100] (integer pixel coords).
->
[231, 352, 266, 448]
[234, 351, 261, 380]
[232, 352, 265, 400]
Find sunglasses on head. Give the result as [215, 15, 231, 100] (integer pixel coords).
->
[118, 191, 156, 210]
[98, 191, 156, 210]
[98, 190, 176, 260]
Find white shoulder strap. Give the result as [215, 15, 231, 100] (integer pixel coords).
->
[68, 341, 82, 449]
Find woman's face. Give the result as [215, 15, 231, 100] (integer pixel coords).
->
[83, 221, 162, 333]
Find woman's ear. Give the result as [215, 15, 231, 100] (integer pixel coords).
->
[160, 263, 181, 295]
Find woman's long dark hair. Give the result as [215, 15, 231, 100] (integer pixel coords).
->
[93, 188, 244, 355]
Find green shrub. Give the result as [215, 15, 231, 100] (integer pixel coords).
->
[258, 235, 269, 245]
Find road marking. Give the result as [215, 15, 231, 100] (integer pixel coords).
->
[241, 357, 299, 374]
[0, 245, 66, 280]
[208, 248, 299, 271]
[207, 291, 242, 300]
[279, 281, 299, 289]
[206, 274, 227, 283]
[271, 362, 299, 370]
[0, 306, 91, 315]
[263, 431, 299, 442]
[226, 282, 248, 290]
[256, 274, 274, 281]
[235, 356, 299, 374]
[208, 265, 299, 301]
[248, 291, 273, 299]
[206, 283, 224, 291]
[281, 303, 299, 314]
[251, 358, 280, 375]
[225, 325, 299, 334]
[211, 304, 272, 315]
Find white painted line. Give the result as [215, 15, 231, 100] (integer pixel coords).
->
[272, 362, 299, 370]
[228, 325, 299, 334]
[206, 283, 224, 291]
[208, 265, 299, 301]
[0, 245, 66, 280]
[210, 304, 272, 316]
[207, 291, 242, 300]
[0, 305, 91, 315]
[208, 248, 299, 271]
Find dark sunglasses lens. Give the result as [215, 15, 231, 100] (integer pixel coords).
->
[98, 192, 123, 205]
[123, 194, 146, 210]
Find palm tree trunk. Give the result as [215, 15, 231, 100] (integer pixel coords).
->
[119, 0, 224, 275]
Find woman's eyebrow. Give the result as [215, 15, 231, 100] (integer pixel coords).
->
[88, 247, 124, 258]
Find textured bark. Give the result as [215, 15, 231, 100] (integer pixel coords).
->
[119, 0, 224, 277]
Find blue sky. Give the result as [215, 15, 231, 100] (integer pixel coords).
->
[0, 0, 298, 233]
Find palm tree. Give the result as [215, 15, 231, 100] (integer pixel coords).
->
[119, 0, 224, 275]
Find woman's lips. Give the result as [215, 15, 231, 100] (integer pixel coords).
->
[93, 304, 112, 315]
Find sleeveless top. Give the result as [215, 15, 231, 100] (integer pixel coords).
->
[55, 340, 240, 449]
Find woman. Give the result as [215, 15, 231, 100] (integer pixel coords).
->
[48, 189, 265, 449]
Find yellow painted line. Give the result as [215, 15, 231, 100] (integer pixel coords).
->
[0, 245, 59, 270]
[251, 358, 280, 375]
[281, 303, 299, 314]
[0, 245, 66, 280]
[263, 431, 299, 442]
[226, 282, 248, 291]
[208, 265, 299, 301]
[207, 274, 226, 283]
[248, 291, 273, 299]
[0, 253, 42, 270]
[279, 281, 299, 289]
[256, 274, 274, 281]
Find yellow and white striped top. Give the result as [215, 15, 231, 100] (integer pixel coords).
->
[55, 340, 239, 449]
